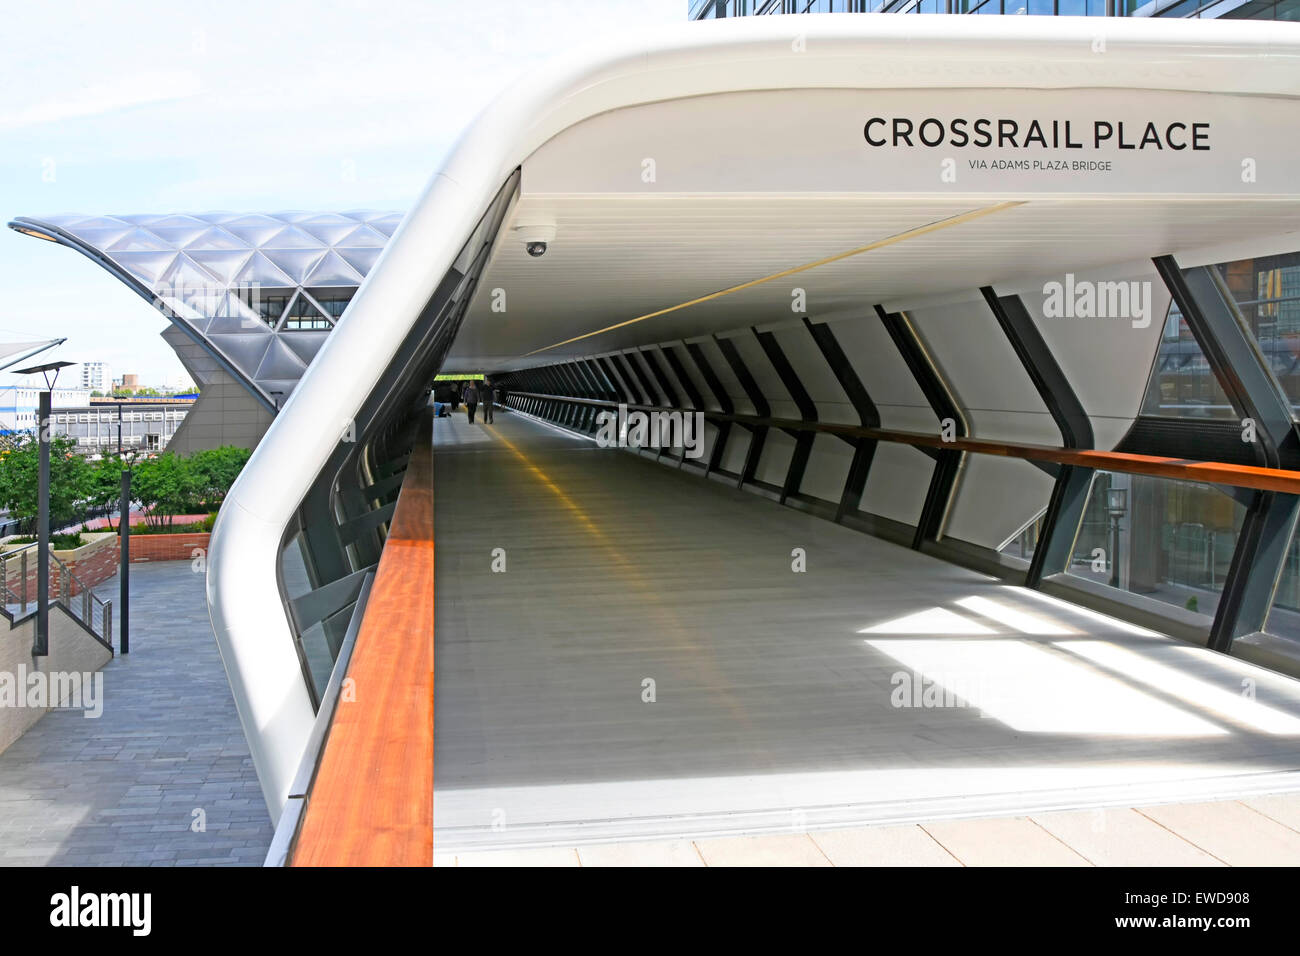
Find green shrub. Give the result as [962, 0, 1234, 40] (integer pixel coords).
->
[8, 532, 85, 549]
[0, 433, 91, 533]
[121, 522, 208, 536]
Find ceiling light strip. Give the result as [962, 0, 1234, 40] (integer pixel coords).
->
[524, 200, 1025, 357]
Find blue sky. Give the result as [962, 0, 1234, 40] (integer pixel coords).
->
[0, 0, 680, 385]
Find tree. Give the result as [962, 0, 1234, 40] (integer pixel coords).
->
[186, 446, 251, 509]
[0, 432, 91, 533]
[86, 453, 133, 530]
[130, 453, 194, 528]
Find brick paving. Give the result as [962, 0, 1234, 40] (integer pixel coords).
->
[0, 561, 271, 866]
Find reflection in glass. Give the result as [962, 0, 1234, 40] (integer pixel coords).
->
[1068, 471, 1245, 620]
[1217, 252, 1300, 413]
[1139, 301, 1236, 419]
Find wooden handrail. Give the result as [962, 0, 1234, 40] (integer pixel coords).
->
[508, 391, 1300, 495]
[292, 414, 435, 867]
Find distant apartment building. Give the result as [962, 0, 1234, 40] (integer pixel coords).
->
[78, 361, 111, 393]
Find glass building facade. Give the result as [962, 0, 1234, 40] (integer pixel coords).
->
[691, 0, 1299, 18]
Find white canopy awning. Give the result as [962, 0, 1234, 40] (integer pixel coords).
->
[0, 338, 63, 373]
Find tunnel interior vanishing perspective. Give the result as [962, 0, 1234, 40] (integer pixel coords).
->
[187, 17, 1300, 861]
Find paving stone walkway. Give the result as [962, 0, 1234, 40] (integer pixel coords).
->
[0, 562, 271, 866]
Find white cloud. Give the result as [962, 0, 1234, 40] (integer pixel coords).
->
[0, 72, 202, 132]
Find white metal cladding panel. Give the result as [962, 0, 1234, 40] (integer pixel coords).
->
[819, 312, 937, 433]
[623, 350, 665, 405]
[579, 359, 609, 396]
[997, 263, 1172, 452]
[800, 433, 855, 502]
[906, 298, 1062, 446]
[634, 345, 686, 405]
[598, 353, 631, 401]
[721, 426, 751, 474]
[723, 330, 800, 420]
[580, 358, 615, 397]
[557, 361, 587, 396]
[599, 352, 639, 403]
[944, 454, 1056, 551]
[860, 441, 932, 526]
[698, 421, 721, 462]
[659, 348, 695, 407]
[690, 335, 755, 416]
[770, 325, 858, 425]
[756, 427, 796, 486]
[671, 341, 722, 411]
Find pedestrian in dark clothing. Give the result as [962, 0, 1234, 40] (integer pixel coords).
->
[463, 381, 479, 424]
[482, 379, 495, 423]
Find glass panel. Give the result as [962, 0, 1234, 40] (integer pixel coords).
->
[308, 289, 355, 320]
[1221, 0, 1294, 18]
[999, 508, 1045, 563]
[282, 292, 333, 331]
[1267, 533, 1300, 641]
[1138, 300, 1236, 419]
[1215, 251, 1300, 414]
[233, 286, 291, 326]
[1068, 471, 1246, 620]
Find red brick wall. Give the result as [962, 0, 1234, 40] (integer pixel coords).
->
[8, 537, 119, 599]
[127, 532, 210, 564]
[64, 538, 119, 594]
[6, 532, 210, 600]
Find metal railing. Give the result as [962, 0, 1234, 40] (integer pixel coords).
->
[1, 541, 114, 649]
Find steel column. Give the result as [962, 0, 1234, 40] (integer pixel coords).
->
[1155, 257, 1300, 651]
[981, 288, 1095, 585]
[754, 328, 817, 505]
[805, 318, 882, 522]
[715, 335, 771, 490]
[876, 305, 967, 549]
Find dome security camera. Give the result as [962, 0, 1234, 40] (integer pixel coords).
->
[513, 221, 557, 259]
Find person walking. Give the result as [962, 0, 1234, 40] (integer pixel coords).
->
[482, 378, 495, 424]
[463, 380, 479, 424]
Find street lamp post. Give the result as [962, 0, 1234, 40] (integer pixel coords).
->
[120, 466, 130, 654]
[116, 399, 130, 654]
[1107, 485, 1129, 590]
[36, 389, 50, 655]
[13, 360, 75, 657]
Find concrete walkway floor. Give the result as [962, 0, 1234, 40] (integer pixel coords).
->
[0, 562, 271, 866]
[433, 411, 1300, 854]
